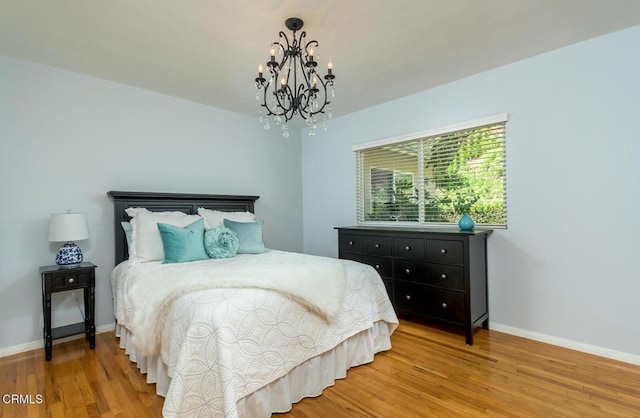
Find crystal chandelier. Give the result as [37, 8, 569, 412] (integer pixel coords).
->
[254, 17, 335, 137]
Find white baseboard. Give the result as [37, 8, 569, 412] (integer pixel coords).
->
[491, 322, 640, 366]
[0, 323, 116, 359]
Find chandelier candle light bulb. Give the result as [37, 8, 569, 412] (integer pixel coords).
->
[254, 17, 336, 136]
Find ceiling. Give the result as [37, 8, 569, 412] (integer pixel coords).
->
[2, 0, 640, 123]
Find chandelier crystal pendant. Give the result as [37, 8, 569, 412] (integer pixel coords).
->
[255, 17, 335, 137]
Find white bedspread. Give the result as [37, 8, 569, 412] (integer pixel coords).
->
[124, 250, 346, 357]
[111, 250, 398, 417]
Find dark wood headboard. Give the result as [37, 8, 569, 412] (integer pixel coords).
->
[107, 191, 260, 266]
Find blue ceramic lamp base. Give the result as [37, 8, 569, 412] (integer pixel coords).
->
[56, 242, 84, 266]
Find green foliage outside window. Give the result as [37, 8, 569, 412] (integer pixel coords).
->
[369, 171, 418, 221]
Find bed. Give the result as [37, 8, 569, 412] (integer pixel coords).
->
[107, 191, 398, 417]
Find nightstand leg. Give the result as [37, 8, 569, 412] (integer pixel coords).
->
[45, 338, 52, 361]
[89, 286, 95, 349]
[482, 318, 490, 330]
[84, 288, 90, 341]
[44, 293, 52, 361]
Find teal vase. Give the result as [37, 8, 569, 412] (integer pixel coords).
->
[458, 213, 474, 231]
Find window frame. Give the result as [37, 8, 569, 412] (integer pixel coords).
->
[353, 113, 508, 228]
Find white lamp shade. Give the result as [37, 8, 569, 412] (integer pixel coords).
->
[48, 213, 89, 242]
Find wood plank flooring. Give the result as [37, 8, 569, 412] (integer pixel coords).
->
[1, 321, 639, 417]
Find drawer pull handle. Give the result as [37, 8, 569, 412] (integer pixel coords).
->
[440, 248, 447, 254]
[405, 268, 410, 274]
[441, 302, 447, 308]
[374, 243, 380, 248]
[441, 274, 447, 279]
[375, 264, 380, 269]
[406, 295, 411, 300]
[349, 241, 354, 245]
[68, 278, 75, 283]
[405, 245, 411, 251]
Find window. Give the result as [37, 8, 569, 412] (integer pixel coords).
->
[355, 114, 507, 227]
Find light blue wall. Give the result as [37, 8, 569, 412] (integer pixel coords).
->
[302, 26, 640, 358]
[0, 56, 303, 352]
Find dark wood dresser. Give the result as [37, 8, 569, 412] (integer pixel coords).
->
[336, 226, 492, 345]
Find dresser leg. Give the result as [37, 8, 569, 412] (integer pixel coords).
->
[482, 318, 489, 330]
[465, 328, 474, 345]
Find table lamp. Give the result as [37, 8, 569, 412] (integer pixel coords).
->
[48, 211, 89, 266]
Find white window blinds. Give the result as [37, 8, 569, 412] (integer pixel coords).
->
[355, 114, 507, 227]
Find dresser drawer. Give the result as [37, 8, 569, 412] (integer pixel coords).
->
[364, 236, 392, 256]
[430, 288, 465, 324]
[428, 264, 464, 290]
[340, 233, 364, 254]
[394, 280, 428, 312]
[394, 260, 464, 290]
[394, 281, 465, 324]
[342, 253, 392, 279]
[426, 239, 464, 265]
[394, 259, 429, 283]
[51, 271, 89, 291]
[393, 237, 425, 260]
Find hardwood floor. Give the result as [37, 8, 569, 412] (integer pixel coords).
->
[1, 321, 639, 417]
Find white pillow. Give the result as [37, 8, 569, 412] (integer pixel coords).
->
[121, 221, 133, 254]
[197, 207, 255, 229]
[125, 207, 201, 263]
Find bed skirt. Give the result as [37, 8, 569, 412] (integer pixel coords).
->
[116, 320, 394, 417]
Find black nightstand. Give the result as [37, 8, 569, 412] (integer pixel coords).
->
[40, 262, 96, 361]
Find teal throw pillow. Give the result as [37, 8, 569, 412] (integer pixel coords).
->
[223, 219, 266, 254]
[204, 226, 240, 259]
[157, 218, 209, 263]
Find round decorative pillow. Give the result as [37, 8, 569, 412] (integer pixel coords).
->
[204, 226, 240, 259]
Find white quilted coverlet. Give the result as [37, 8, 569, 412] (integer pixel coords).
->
[111, 250, 398, 418]
[124, 250, 347, 357]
